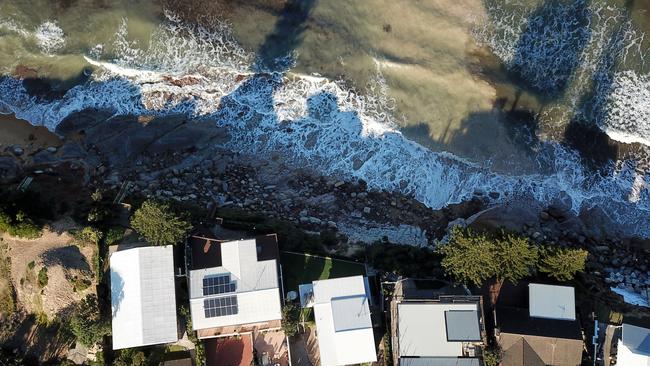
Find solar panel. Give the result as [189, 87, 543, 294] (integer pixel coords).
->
[202, 274, 236, 296]
[204, 296, 238, 318]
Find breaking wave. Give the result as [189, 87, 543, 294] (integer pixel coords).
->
[0, 10, 649, 237]
[34, 21, 65, 54]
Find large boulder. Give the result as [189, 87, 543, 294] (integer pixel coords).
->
[466, 201, 543, 233]
[0, 156, 22, 183]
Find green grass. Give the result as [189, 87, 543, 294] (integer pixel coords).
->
[280, 252, 366, 294]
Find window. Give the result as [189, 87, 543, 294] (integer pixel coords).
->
[204, 296, 238, 318]
[203, 274, 236, 296]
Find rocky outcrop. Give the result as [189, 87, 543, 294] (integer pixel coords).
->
[0, 156, 21, 184]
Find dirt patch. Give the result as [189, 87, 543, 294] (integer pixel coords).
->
[0, 240, 15, 315]
[5, 219, 96, 319]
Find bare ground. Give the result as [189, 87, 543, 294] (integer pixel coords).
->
[5, 217, 96, 319]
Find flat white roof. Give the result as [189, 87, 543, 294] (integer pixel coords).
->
[529, 283, 576, 321]
[189, 239, 281, 331]
[617, 340, 650, 366]
[110, 246, 178, 349]
[398, 302, 480, 357]
[313, 276, 376, 366]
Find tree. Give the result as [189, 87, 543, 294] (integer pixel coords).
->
[439, 227, 538, 288]
[538, 246, 588, 281]
[114, 349, 147, 366]
[69, 294, 110, 347]
[130, 200, 191, 246]
[494, 232, 538, 285]
[483, 348, 501, 366]
[438, 227, 497, 287]
[0, 209, 42, 239]
[282, 302, 301, 337]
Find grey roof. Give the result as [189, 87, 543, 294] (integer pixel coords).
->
[623, 323, 650, 355]
[331, 295, 371, 332]
[399, 357, 481, 366]
[445, 310, 481, 341]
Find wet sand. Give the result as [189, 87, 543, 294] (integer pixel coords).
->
[0, 114, 62, 154]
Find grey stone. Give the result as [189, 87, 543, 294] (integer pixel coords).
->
[363, 207, 371, 214]
[0, 157, 21, 183]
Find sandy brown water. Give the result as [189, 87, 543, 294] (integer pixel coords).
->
[1, 0, 649, 173]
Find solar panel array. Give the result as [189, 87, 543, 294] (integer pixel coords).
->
[204, 296, 238, 318]
[203, 274, 236, 296]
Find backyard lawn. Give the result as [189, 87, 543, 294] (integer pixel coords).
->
[280, 252, 367, 294]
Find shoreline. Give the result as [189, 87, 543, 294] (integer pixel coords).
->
[1, 109, 650, 309]
[0, 109, 647, 245]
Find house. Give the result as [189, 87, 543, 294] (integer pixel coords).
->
[495, 283, 583, 366]
[390, 282, 485, 366]
[309, 275, 377, 366]
[110, 245, 178, 350]
[616, 323, 650, 366]
[187, 233, 283, 339]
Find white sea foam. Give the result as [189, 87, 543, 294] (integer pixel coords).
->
[600, 71, 650, 145]
[0, 11, 649, 237]
[0, 18, 30, 37]
[474, 0, 650, 147]
[34, 21, 65, 54]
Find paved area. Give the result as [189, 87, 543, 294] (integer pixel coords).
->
[254, 330, 289, 366]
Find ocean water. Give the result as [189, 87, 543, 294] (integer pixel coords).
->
[0, 0, 649, 237]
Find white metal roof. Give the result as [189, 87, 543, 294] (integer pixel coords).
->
[397, 302, 480, 357]
[110, 246, 178, 349]
[618, 323, 650, 366]
[189, 239, 281, 331]
[312, 276, 377, 366]
[331, 295, 371, 331]
[528, 283, 576, 321]
[617, 340, 650, 366]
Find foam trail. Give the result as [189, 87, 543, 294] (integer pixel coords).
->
[0, 12, 648, 238]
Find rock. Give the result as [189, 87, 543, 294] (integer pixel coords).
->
[0, 157, 21, 183]
[466, 202, 541, 233]
[12, 146, 24, 156]
[334, 181, 345, 188]
[594, 245, 609, 253]
[363, 207, 371, 214]
[46, 146, 57, 153]
[446, 218, 467, 230]
[540, 211, 550, 220]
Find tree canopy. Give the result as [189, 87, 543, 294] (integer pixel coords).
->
[494, 232, 538, 284]
[537, 246, 588, 281]
[130, 200, 191, 246]
[439, 227, 537, 286]
[438, 226, 498, 287]
[69, 294, 111, 347]
[282, 302, 301, 337]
